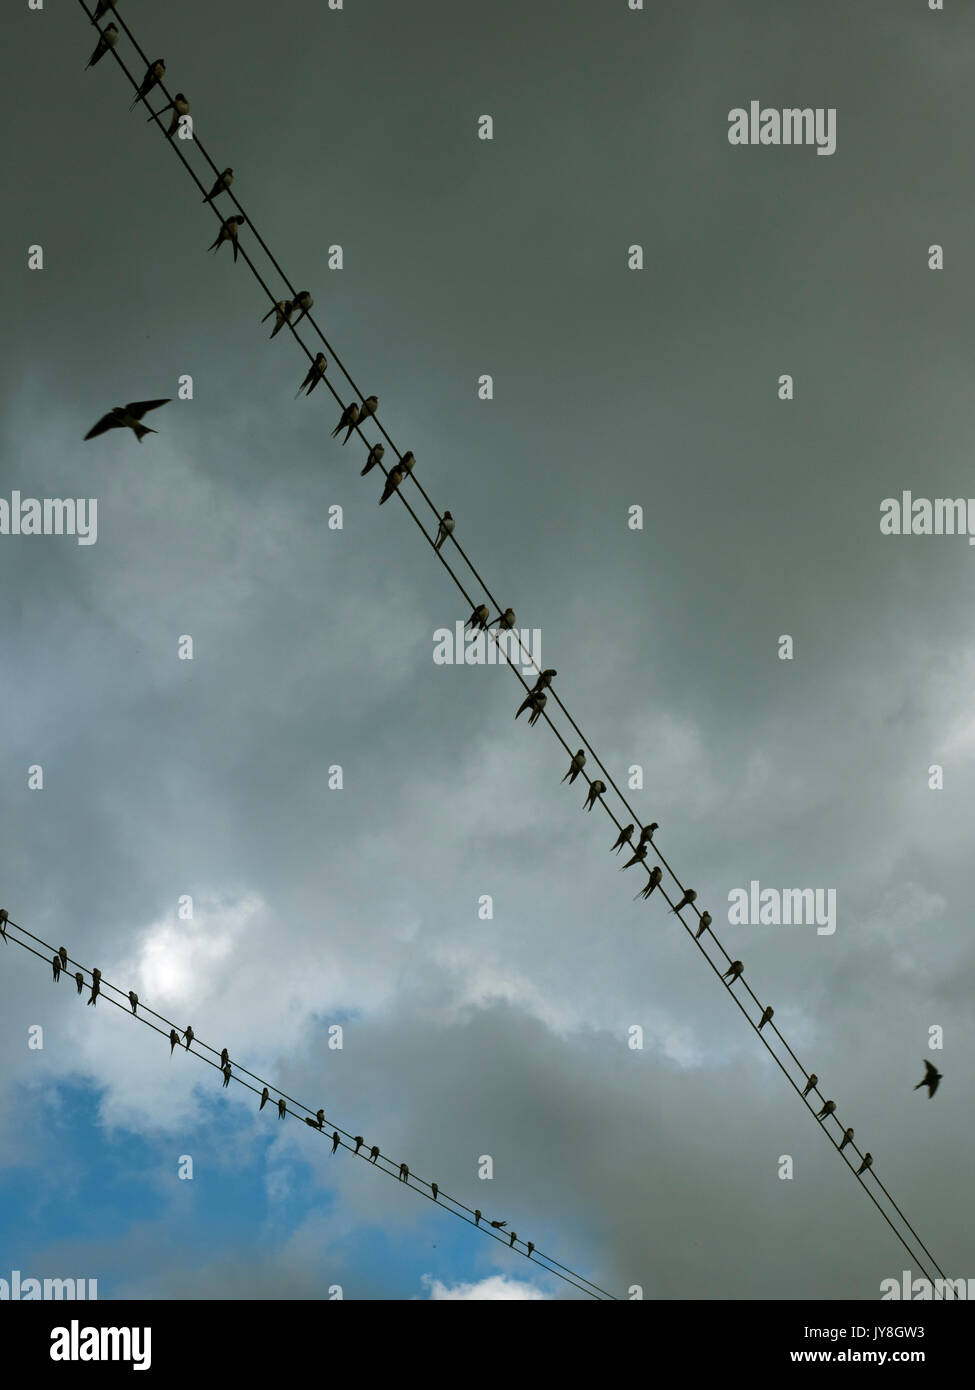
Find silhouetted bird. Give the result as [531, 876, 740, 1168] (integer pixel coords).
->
[914, 1059, 942, 1098]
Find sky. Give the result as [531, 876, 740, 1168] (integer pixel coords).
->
[1, 0, 972, 1302]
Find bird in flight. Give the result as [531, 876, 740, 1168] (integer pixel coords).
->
[202, 168, 234, 204]
[86, 23, 118, 69]
[913, 1059, 942, 1098]
[208, 215, 246, 261]
[84, 399, 171, 443]
[130, 59, 166, 109]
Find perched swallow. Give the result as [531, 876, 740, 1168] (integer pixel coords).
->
[636, 865, 663, 900]
[202, 168, 234, 203]
[431, 1182, 438, 1201]
[260, 1087, 269, 1110]
[129, 58, 166, 109]
[128, 990, 138, 1015]
[304, 1116, 319, 1129]
[58, 947, 68, 971]
[379, 463, 407, 504]
[466, 603, 490, 631]
[291, 290, 314, 324]
[802, 1074, 818, 1098]
[221, 1062, 232, 1088]
[331, 403, 359, 441]
[562, 750, 586, 785]
[671, 888, 696, 913]
[296, 353, 327, 397]
[369, 1145, 380, 1163]
[85, 398, 171, 443]
[208, 215, 246, 261]
[638, 823, 659, 846]
[530, 669, 557, 695]
[278, 1098, 287, 1120]
[52, 954, 61, 983]
[354, 1136, 363, 1154]
[184, 1025, 194, 1050]
[488, 608, 516, 630]
[94, 0, 117, 17]
[695, 911, 712, 940]
[508, 1231, 517, 1248]
[87, 971, 100, 1006]
[262, 300, 293, 338]
[331, 1131, 340, 1155]
[856, 1153, 873, 1176]
[816, 1100, 836, 1120]
[516, 691, 546, 725]
[527, 1241, 534, 1258]
[584, 780, 606, 811]
[220, 1048, 229, 1069]
[86, 24, 118, 69]
[611, 823, 634, 852]
[758, 1006, 774, 1031]
[722, 960, 744, 982]
[75, 972, 84, 994]
[357, 395, 378, 428]
[360, 443, 385, 476]
[434, 512, 455, 551]
[839, 1127, 854, 1152]
[914, 1059, 942, 1098]
[0, 908, 7, 941]
[169, 1029, 180, 1055]
[621, 842, 648, 870]
[474, 1210, 482, 1226]
[152, 92, 190, 137]
[399, 1163, 409, 1183]
[490, 1220, 507, 1230]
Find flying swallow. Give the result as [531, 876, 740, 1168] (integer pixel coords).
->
[94, 0, 117, 17]
[208, 215, 246, 261]
[816, 1100, 836, 1120]
[202, 168, 234, 203]
[474, 1210, 482, 1226]
[151, 92, 189, 137]
[434, 512, 454, 551]
[621, 843, 648, 870]
[75, 972, 84, 994]
[360, 443, 385, 476]
[86, 24, 118, 69]
[636, 865, 663, 899]
[129, 59, 166, 109]
[260, 1087, 269, 1110]
[58, 947, 68, 971]
[0, 908, 7, 941]
[530, 669, 557, 695]
[354, 1137, 363, 1154]
[169, 1029, 180, 1055]
[611, 823, 634, 852]
[490, 1220, 507, 1230]
[379, 463, 408, 504]
[431, 1182, 438, 1201]
[331, 403, 359, 441]
[331, 1131, 340, 1154]
[278, 1098, 287, 1120]
[914, 1059, 942, 1098]
[722, 960, 744, 982]
[488, 608, 516, 630]
[52, 954, 61, 983]
[856, 1153, 873, 1176]
[562, 751, 586, 785]
[758, 1006, 773, 1031]
[291, 290, 314, 324]
[527, 1241, 534, 1258]
[584, 780, 606, 811]
[638, 823, 659, 847]
[399, 1163, 409, 1183]
[184, 1025, 194, 1050]
[85, 398, 171, 443]
[262, 299, 293, 338]
[296, 353, 327, 397]
[221, 1062, 232, 1088]
[369, 1145, 380, 1163]
[128, 991, 139, 1015]
[802, 1074, 818, 1098]
[671, 888, 696, 913]
[695, 911, 712, 940]
[357, 396, 378, 429]
[838, 1128, 854, 1152]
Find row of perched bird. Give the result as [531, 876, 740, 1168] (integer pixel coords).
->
[0, 909, 541, 1258]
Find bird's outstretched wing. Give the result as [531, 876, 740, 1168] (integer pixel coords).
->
[84, 413, 118, 440]
[124, 398, 171, 419]
[923, 1059, 938, 1079]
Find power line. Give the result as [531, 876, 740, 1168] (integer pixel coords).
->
[0, 912, 615, 1301]
[69, 0, 947, 1288]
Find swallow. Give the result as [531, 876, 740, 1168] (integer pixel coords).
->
[509, 1231, 517, 1248]
[221, 1062, 232, 1088]
[331, 1131, 340, 1155]
[202, 168, 234, 203]
[169, 1029, 180, 1055]
[562, 751, 586, 784]
[0, 908, 7, 941]
[694, 911, 712, 940]
[304, 1116, 319, 1128]
[856, 1153, 873, 1176]
[261, 300, 292, 338]
[291, 290, 314, 324]
[465, 603, 490, 631]
[802, 1074, 818, 1098]
[816, 1099, 836, 1120]
[474, 1210, 482, 1226]
[260, 1086, 269, 1110]
[722, 960, 744, 982]
[354, 1136, 363, 1154]
[151, 92, 190, 137]
[399, 1163, 409, 1183]
[399, 450, 416, 473]
[208, 215, 246, 261]
[357, 395, 379, 429]
[530, 669, 557, 695]
[584, 780, 606, 811]
[52, 954, 61, 983]
[671, 888, 696, 913]
[128, 990, 138, 1015]
[84, 399, 171, 443]
[93, 0, 116, 17]
[331, 403, 359, 441]
[87, 969, 100, 1005]
[611, 824, 634, 852]
[75, 972, 84, 994]
[360, 443, 385, 476]
[86, 24, 118, 69]
[758, 1006, 773, 1031]
[58, 947, 68, 971]
[379, 463, 407, 504]
[296, 353, 327, 397]
[638, 823, 659, 846]
[129, 58, 166, 109]
[838, 1128, 854, 1152]
[278, 1098, 287, 1120]
[516, 691, 544, 721]
[369, 1145, 380, 1163]
[488, 608, 516, 630]
[220, 1048, 229, 1068]
[431, 1182, 438, 1201]
[621, 843, 648, 870]
[527, 1241, 534, 1258]
[636, 865, 663, 899]
[490, 1220, 507, 1230]
[184, 1025, 194, 1050]
[434, 512, 454, 551]
[914, 1059, 942, 1098]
